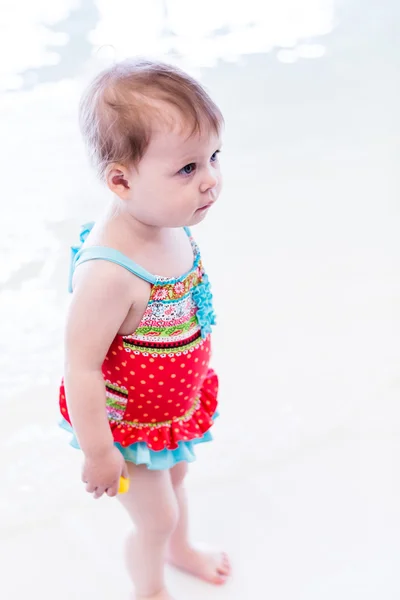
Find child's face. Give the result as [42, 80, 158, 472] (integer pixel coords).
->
[125, 122, 222, 228]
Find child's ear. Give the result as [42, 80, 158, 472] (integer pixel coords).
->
[106, 163, 132, 197]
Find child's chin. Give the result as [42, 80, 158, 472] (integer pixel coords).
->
[187, 208, 209, 226]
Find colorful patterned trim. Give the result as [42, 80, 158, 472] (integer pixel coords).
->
[132, 329, 201, 345]
[106, 395, 127, 411]
[139, 306, 197, 329]
[105, 381, 128, 422]
[123, 331, 203, 354]
[105, 382, 128, 397]
[150, 266, 203, 302]
[107, 407, 125, 421]
[134, 315, 198, 338]
[110, 396, 201, 429]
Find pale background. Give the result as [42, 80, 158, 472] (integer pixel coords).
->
[0, 1, 399, 598]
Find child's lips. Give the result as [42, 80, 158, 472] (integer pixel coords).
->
[197, 201, 214, 211]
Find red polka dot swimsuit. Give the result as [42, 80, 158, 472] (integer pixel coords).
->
[59, 225, 218, 470]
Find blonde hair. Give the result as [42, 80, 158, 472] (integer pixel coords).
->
[79, 58, 224, 180]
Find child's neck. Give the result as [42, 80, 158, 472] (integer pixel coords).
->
[106, 198, 174, 248]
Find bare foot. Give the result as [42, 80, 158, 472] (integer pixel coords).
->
[168, 547, 231, 585]
[135, 590, 175, 600]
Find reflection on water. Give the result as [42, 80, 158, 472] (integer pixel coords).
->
[90, 0, 335, 70]
[0, 0, 335, 91]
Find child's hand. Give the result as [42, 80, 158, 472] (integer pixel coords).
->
[82, 446, 129, 499]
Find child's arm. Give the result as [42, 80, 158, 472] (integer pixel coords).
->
[64, 260, 135, 498]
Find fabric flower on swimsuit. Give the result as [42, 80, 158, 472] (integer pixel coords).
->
[191, 273, 216, 338]
[68, 222, 95, 292]
[71, 222, 94, 259]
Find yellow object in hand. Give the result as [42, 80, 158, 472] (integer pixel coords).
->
[118, 476, 130, 494]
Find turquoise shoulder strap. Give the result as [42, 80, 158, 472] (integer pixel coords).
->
[68, 223, 157, 292]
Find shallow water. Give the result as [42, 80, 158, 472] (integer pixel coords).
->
[1, 1, 399, 598]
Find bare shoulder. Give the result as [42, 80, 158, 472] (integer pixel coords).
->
[72, 257, 134, 297]
[72, 258, 150, 314]
[65, 260, 151, 369]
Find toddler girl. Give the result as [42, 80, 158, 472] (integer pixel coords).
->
[59, 58, 230, 599]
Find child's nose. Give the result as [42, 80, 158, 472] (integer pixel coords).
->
[199, 167, 218, 193]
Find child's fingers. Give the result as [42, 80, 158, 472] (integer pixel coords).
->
[93, 486, 106, 499]
[85, 481, 96, 494]
[106, 484, 119, 498]
[122, 462, 129, 479]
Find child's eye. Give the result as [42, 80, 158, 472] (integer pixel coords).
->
[210, 150, 220, 162]
[179, 163, 196, 176]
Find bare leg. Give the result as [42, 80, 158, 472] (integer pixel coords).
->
[118, 462, 178, 600]
[168, 462, 231, 585]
